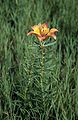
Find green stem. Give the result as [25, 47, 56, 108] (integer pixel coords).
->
[40, 48, 45, 109]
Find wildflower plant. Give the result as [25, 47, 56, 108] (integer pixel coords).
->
[27, 23, 58, 117]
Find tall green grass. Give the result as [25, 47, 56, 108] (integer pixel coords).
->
[0, 0, 78, 119]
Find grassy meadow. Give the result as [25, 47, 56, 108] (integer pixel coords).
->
[0, 0, 78, 120]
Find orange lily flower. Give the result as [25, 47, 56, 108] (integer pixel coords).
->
[27, 23, 58, 41]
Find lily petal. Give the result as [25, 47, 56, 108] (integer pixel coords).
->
[27, 31, 41, 36]
[31, 25, 39, 30]
[31, 25, 40, 35]
[51, 34, 56, 40]
[27, 31, 34, 36]
[47, 28, 58, 39]
[49, 28, 58, 33]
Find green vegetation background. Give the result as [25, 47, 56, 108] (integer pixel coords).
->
[0, 0, 78, 120]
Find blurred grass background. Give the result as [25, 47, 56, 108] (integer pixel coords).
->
[0, 0, 78, 120]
